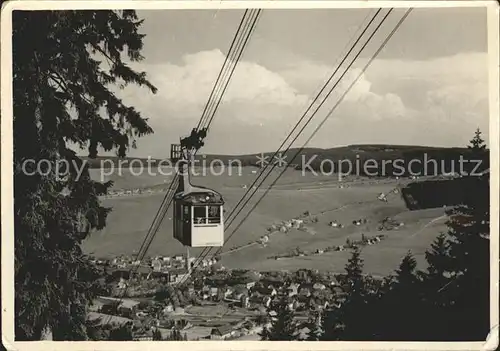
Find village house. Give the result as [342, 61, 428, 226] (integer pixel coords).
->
[287, 299, 300, 311]
[162, 304, 174, 314]
[118, 299, 141, 318]
[117, 277, 127, 289]
[240, 295, 250, 308]
[150, 270, 169, 280]
[313, 283, 326, 290]
[224, 287, 234, 298]
[263, 296, 272, 308]
[292, 218, 304, 228]
[267, 286, 278, 297]
[210, 324, 235, 340]
[268, 310, 278, 321]
[151, 259, 162, 272]
[167, 268, 189, 284]
[287, 283, 300, 297]
[134, 265, 153, 280]
[298, 286, 312, 297]
[234, 292, 245, 300]
[89, 297, 110, 312]
[246, 281, 256, 290]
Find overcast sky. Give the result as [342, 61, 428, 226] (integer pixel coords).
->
[113, 7, 490, 157]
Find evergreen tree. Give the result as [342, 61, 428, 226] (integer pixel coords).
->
[319, 129, 490, 341]
[375, 252, 424, 340]
[13, 10, 156, 340]
[306, 311, 323, 341]
[340, 246, 365, 297]
[152, 328, 162, 341]
[438, 128, 490, 340]
[108, 324, 133, 341]
[258, 324, 272, 341]
[260, 299, 298, 341]
[418, 233, 454, 339]
[166, 328, 184, 341]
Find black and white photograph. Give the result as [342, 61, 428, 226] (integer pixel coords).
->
[1, 1, 499, 349]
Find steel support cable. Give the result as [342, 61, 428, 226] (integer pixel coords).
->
[223, 9, 391, 232]
[182, 9, 263, 275]
[139, 8, 259, 267]
[219, 9, 382, 231]
[184, 9, 384, 281]
[196, 9, 257, 131]
[220, 8, 394, 240]
[203, 9, 262, 132]
[185, 9, 384, 280]
[141, 10, 262, 287]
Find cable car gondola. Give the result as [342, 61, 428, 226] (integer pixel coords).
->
[170, 130, 225, 248]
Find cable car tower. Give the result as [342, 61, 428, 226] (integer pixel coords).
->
[171, 128, 225, 272]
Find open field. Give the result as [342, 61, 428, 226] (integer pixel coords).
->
[84, 167, 448, 276]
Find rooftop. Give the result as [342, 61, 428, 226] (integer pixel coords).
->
[212, 324, 234, 336]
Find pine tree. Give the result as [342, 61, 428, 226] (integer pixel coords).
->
[258, 325, 272, 340]
[416, 128, 490, 340]
[341, 246, 365, 295]
[468, 128, 486, 151]
[260, 299, 298, 340]
[377, 252, 425, 340]
[441, 129, 489, 340]
[13, 11, 157, 340]
[322, 247, 373, 340]
[395, 251, 418, 287]
[419, 233, 453, 338]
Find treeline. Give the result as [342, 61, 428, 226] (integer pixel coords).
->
[261, 130, 492, 341]
[402, 177, 480, 210]
[80, 144, 485, 175]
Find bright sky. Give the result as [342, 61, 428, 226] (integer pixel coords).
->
[114, 7, 489, 157]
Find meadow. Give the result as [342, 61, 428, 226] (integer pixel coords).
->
[84, 166, 448, 276]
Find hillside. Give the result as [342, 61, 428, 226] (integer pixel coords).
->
[81, 144, 471, 175]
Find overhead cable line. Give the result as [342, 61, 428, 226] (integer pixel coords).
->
[186, 8, 263, 269]
[184, 8, 386, 280]
[214, 9, 413, 256]
[196, 9, 255, 131]
[226, 8, 384, 232]
[186, 9, 410, 277]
